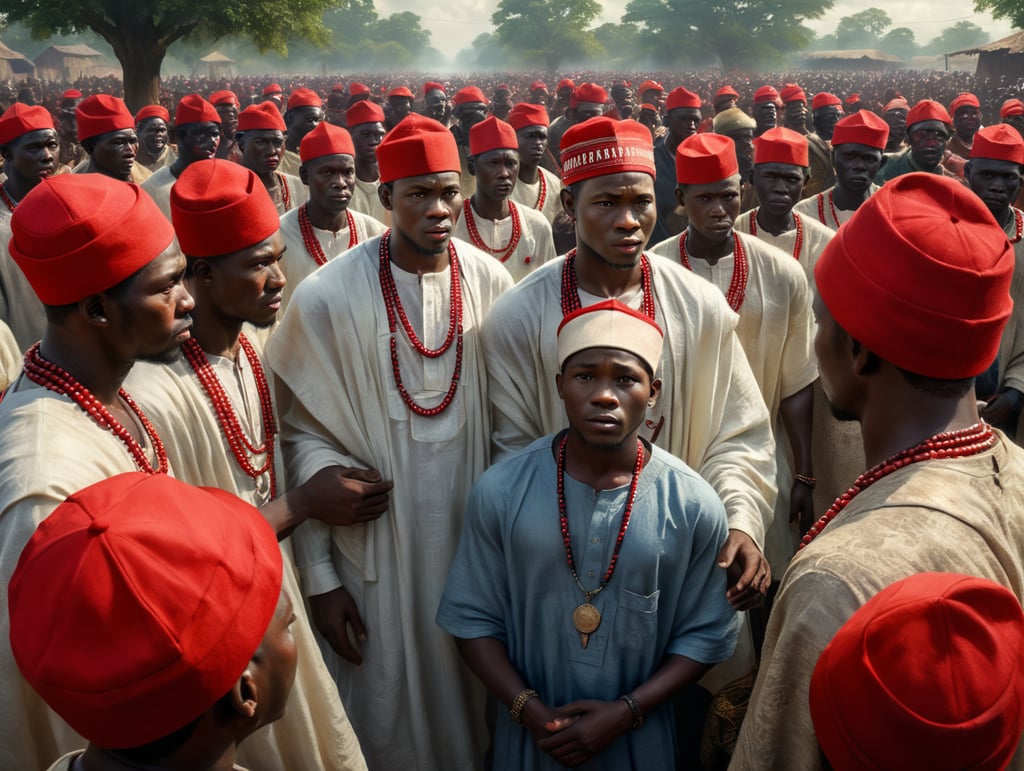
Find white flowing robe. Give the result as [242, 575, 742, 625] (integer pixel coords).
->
[451, 200, 557, 283]
[267, 235, 512, 770]
[0, 318, 20, 391]
[510, 166, 563, 224]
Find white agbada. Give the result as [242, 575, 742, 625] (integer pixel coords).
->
[734, 209, 836, 287]
[452, 199, 556, 282]
[0, 318, 20, 391]
[126, 338, 368, 771]
[0, 211, 46, 352]
[267, 235, 513, 770]
[350, 176, 391, 225]
[510, 165, 563, 224]
[278, 205, 386, 312]
[792, 183, 882, 231]
[140, 165, 176, 220]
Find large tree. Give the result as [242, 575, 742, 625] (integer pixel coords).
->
[925, 20, 988, 53]
[490, 0, 603, 71]
[3, 0, 337, 111]
[975, 0, 1024, 30]
[833, 7, 891, 49]
[623, 0, 829, 70]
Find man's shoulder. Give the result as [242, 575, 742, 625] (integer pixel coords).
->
[484, 255, 563, 321]
[518, 201, 553, 229]
[647, 248, 741, 319]
[473, 435, 553, 497]
[794, 210, 835, 241]
[450, 237, 515, 287]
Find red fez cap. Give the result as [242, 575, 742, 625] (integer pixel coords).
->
[469, 115, 518, 156]
[883, 97, 910, 113]
[210, 89, 239, 107]
[134, 104, 169, 125]
[76, 94, 134, 142]
[263, 83, 283, 96]
[508, 102, 549, 130]
[171, 160, 280, 257]
[846, 93, 861, 105]
[676, 133, 738, 185]
[970, 124, 1024, 165]
[495, 83, 512, 93]
[175, 94, 220, 127]
[237, 101, 286, 132]
[639, 103, 658, 113]
[810, 573, 1024, 771]
[9, 472, 282, 750]
[10, 175, 174, 305]
[831, 110, 889, 150]
[811, 92, 842, 111]
[638, 80, 663, 95]
[62, 89, 82, 100]
[907, 99, 952, 128]
[454, 86, 488, 106]
[287, 87, 322, 111]
[0, 103, 55, 145]
[388, 86, 415, 99]
[575, 82, 608, 105]
[1001, 99, 1024, 118]
[530, 80, 548, 92]
[780, 83, 806, 104]
[816, 173, 1012, 378]
[666, 87, 702, 111]
[754, 126, 809, 166]
[376, 114, 461, 184]
[714, 86, 739, 104]
[560, 116, 654, 187]
[753, 85, 779, 105]
[950, 92, 981, 114]
[300, 120, 355, 163]
[556, 78, 575, 92]
[423, 81, 446, 96]
[346, 100, 385, 127]
[349, 82, 371, 96]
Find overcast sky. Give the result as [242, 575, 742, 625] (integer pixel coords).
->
[377, 0, 1017, 64]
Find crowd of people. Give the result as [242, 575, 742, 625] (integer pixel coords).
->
[1, 67, 1024, 771]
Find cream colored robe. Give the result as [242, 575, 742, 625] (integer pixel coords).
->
[792, 184, 881, 232]
[268, 172, 309, 216]
[277, 205, 386, 312]
[452, 199, 557, 283]
[997, 210, 1024, 407]
[126, 342, 368, 771]
[350, 176, 391, 225]
[731, 437, 1024, 770]
[733, 209, 836, 287]
[137, 143, 176, 174]
[0, 210, 46, 352]
[279, 148, 302, 177]
[140, 164, 176, 221]
[0, 318, 20, 391]
[510, 165, 564, 224]
[267, 236, 513, 770]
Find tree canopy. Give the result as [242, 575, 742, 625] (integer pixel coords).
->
[622, 0, 830, 70]
[3, 0, 337, 109]
[833, 8, 891, 49]
[975, 0, 1024, 30]
[490, 0, 603, 70]
[924, 20, 988, 53]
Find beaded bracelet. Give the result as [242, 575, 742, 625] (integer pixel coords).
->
[510, 688, 539, 724]
[794, 473, 817, 488]
[619, 693, 644, 729]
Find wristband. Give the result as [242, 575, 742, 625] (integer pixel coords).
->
[619, 693, 644, 729]
[794, 473, 817, 488]
[510, 688, 538, 724]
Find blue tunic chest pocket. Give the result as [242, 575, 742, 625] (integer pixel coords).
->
[618, 588, 660, 650]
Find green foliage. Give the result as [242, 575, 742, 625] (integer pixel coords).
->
[622, 0, 829, 70]
[491, 0, 603, 70]
[879, 27, 916, 60]
[924, 20, 988, 53]
[833, 8, 891, 49]
[975, 0, 1024, 31]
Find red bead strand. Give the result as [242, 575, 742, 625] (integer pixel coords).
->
[559, 249, 657, 320]
[299, 204, 357, 266]
[462, 199, 522, 263]
[678, 230, 748, 311]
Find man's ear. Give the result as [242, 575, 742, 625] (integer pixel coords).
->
[81, 294, 110, 326]
[378, 183, 394, 212]
[192, 258, 215, 286]
[648, 377, 663, 409]
[560, 186, 576, 218]
[230, 669, 259, 719]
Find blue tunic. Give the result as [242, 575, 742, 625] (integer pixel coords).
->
[436, 436, 738, 770]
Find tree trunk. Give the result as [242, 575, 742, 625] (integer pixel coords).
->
[107, 27, 167, 112]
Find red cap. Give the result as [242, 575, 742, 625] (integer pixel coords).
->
[134, 104, 169, 125]
[1001, 99, 1024, 118]
[754, 126, 808, 166]
[638, 80, 663, 95]
[9, 472, 282, 750]
[423, 81, 446, 96]
[171, 159, 280, 257]
[556, 78, 575, 92]
[950, 92, 981, 114]
[469, 115, 518, 156]
[557, 298, 664, 372]
[346, 100, 385, 127]
[970, 124, 1024, 165]
[780, 83, 806, 104]
[639, 103, 658, 113]
[388, 86, 414, 99]
[237, 101, 286, 132]
[210, 89, 239, 107]
[453, 86, 488, 106]
[810, 573, 1024, 771]
[349, 82, 371, 96]
[0, 103, 55, 145]
[76, 94, 134, 142]
[530, 80, 548, 92]
[811, 92, 842, 111]
[10, 175, 174, 305]
[560, 116, 654, 186]
[263, 82, 283, 96]
[286, 87, 322, 111]
[575, 82, 608, 105]
[883, 97, 910, 113]
[175, 94, 220, 127]
[907, 99, 952, 128]
[666, 87, 702, 111]
[714, 86, 739, 105]
[376, 114, 461, 184]
[62, 89, 82, 100]
[831, 110, 889, 150]
[753, 85, 779, 105]
[846, 93, 862, 105]
[300, 120, 355, 163]
[508, 102, 549, 130]
[815, 173, 1012, 378]
[675, 133, 738, 185]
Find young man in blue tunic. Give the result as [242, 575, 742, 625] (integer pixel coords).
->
[437, 299, 739, 769]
